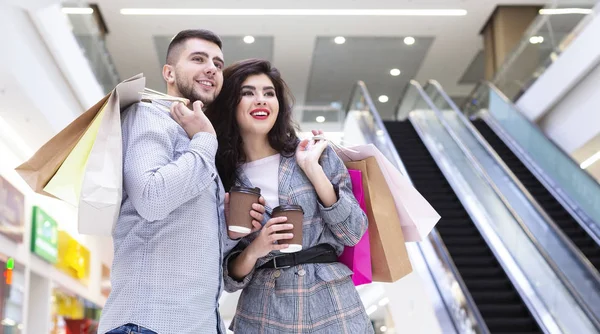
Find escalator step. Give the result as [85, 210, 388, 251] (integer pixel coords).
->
[485, 318, 540, 331]
[459, 267, 504, 278]
[470, 291, 521, 303]
[472, 119, 600, 272]
[384, 120, 543, 333]
[477, 304, 531, 318]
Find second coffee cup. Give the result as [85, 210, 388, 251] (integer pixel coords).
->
[272, 205, 304, 253]
[228, 186, 261, 234]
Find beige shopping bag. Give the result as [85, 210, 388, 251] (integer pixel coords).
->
[15, 95, 110, 197]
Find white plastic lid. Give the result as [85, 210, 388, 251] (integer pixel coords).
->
[228, 226, 251, 234]
[280, 244, 303, 253]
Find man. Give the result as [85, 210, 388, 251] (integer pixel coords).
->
[99, 29, 264, 334]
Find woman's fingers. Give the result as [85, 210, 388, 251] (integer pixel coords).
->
[272, 244, 290, 251]
[267, 223, 294, 233]
[268, 233, 294, 242]
[264, 216, 288, 228]
[251, 220, 262, 231]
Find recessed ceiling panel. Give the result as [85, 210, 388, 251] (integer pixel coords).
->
[305, 36, 434, 120]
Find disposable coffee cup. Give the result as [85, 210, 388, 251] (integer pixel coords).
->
[272, 205, 304, 253]
[228, 186, 261, 234]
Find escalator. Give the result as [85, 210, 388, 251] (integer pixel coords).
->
[471, 119, 600, 271]
[384, 120, 543, 333]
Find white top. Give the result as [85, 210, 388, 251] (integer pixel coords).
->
[241, 154, 281, 210]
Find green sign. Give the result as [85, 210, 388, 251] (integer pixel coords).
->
[31, 206, 58, 263]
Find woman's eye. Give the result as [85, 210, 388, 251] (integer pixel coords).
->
[242, 91, 253, 96]
[265, 91, 275, 97]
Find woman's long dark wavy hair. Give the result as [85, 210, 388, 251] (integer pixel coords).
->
[206, 59, 299, 191]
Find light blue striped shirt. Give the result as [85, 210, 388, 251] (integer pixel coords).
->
[98, 101, 236, 334]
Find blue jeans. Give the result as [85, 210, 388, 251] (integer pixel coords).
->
[105, 323, 157, 334]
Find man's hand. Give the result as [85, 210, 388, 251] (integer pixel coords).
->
[170, 101, 216, 138]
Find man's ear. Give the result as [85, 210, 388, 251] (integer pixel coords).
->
[162, 64, 175, 84]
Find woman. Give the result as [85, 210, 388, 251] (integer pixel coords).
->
[206, 59, 373, 333]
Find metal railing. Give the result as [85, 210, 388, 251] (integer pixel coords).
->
[345, 81, 488, 334]
[492, 1, 597, 101]
[427, 79, 600, 329]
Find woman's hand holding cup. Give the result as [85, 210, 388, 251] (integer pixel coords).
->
[246, 217, 294, 260]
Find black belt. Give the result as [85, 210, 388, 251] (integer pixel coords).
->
[259, 244, 338, 269]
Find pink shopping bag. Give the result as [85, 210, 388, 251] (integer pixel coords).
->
[339, 169, 372, 286]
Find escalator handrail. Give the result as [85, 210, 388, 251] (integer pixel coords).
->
[413, 80, 600, 331]
[466, 82, 600, 242]
[345, 81, 490, 334]
[428, 79, 600, 282]
[345, 81, 411, 179]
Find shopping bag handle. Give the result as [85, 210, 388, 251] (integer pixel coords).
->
[140, 88, 190, 105]
[311, 135, 359, 161]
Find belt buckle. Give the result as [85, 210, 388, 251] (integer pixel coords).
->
[273, 255, 291, 269]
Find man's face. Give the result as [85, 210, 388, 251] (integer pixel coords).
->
[170, 39, 224, 105]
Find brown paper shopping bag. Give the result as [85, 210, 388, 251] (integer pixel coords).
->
[345, 157, 413, 282]
[333, 143, 440, 242]
[15, 74, 146, 197]
[15, 95, 110, 197]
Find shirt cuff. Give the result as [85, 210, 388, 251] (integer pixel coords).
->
[318, 192, 353, 225]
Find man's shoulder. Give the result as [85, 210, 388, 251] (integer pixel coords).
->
[123, 101, 177, 128]
[125, 100, 171, 117]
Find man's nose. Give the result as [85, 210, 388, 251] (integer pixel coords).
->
[205, 63, 217, 76]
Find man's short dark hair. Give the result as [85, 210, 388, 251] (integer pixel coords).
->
[166, 29, 222, 65]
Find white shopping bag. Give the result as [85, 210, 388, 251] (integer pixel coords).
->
[78, 74, 146, 235]
[331, 142, 441, 242]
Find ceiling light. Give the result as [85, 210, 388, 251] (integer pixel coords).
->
[380, 326, 388, 332]
[366, 305, 378, 315]
[120, 9, 467, 16]
[62, 7, 94, 14]
[243, 36, 255, 44]
[390, 68, 401, 76]
[580, 150, 600, 169]
[539, 8, 593, 15]
[316, 116, 326, 123]
[378, 297, 390, 306]
[529, 36, 544, 44]
[404, 37, 416, 45]
[378, 95, 389, 103]
[334, 36, 346, 44]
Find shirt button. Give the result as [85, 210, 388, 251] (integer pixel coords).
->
[273, 270, 281, 278]
[297, 269, 306, 276]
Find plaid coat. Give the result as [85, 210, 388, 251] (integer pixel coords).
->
[223, 146, 374, 333]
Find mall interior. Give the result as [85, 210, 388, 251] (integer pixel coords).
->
[1, 0, 600, 333]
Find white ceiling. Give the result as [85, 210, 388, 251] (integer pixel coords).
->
[92, 0, 554, 121]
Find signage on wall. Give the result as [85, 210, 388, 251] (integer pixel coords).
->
[0, 175, 25, 243]
[31, 206, 59, 263]
[56, 231, 90, 282]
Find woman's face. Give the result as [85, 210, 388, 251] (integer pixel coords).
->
[236, 74, 280, 138]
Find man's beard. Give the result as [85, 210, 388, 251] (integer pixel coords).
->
[176, 78, 215, 106]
